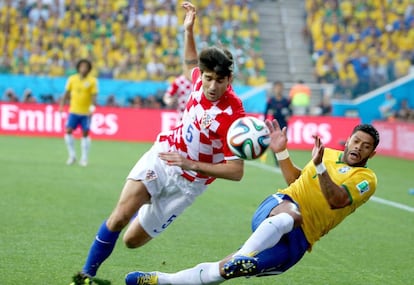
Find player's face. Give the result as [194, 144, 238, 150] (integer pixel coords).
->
[343, 131, 376, 167]
[201, 71, 231, 102]
[273, 84, 283, 96]
[78, 62, 90, 77]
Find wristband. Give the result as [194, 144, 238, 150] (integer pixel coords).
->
[315, 162, 327, 175]
[275, 149, 289, 160]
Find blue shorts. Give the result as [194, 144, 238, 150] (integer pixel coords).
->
[66, 113, 91, 132]
[250, 193, 310, 276]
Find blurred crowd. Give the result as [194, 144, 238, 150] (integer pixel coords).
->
[0, 0, 266, 85]
[305, 0, 414, 99]
[2, 85, 168, 109]
[378, 92, 414, 122]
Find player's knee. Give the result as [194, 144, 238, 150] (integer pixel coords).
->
[288, 210, 303, 227]
[123, 235, 139, 248]
[123, 220, 152, 248]
[107, 212, 131, 232]
[269, 202, 303, 227]
[283, 202, 303, 226]
[123, 234, 150, 249]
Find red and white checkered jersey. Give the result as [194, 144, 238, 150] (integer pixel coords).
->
[164, 74, 192, 121]
[158, 67, 245, 184]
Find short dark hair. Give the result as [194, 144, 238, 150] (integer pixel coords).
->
[198, 46, 233, 77]
[352, 124, 380, 149]
[76, 59, 92, 74]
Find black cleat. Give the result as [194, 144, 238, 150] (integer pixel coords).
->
[70, 272, 111, 285]
[223, 255, 258, 277]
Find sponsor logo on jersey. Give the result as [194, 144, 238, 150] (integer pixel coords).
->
[338, 166, 351, 173]
[356, 180, 369, 194]
[145, 169, 158, 181]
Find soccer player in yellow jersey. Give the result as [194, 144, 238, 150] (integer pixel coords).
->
[125, 119, 380, 285]
[59, 59, 98, 166]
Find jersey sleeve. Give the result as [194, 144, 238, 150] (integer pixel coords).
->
[342, 168, 377, 206]
[65, 76, 73, 92]
[165, 79, 179, 97]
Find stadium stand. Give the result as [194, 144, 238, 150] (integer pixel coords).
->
[304, 0, 414, 99]
[0, 0, 265, 92]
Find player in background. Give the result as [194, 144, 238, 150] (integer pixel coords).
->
[264, 81, 291, 131]
[59, 58, 98, 167]
[263, 81, 291, 167]
[125, 121, 380, 285]
[163, 73, 192, 124]
[69, 2, 245, 284]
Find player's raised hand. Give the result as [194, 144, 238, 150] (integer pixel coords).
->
[265, 119, 288, 153]
[182, 1, 196, 31]
[312, 135, 324, 165]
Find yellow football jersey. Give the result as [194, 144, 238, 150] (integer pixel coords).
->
[279, 148, 377, 249]
[65, 74, 98, 115]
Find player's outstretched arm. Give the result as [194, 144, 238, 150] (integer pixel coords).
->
[158, 152, 244, 181]
[265, 119, 301, 185]
[312, 135, 351, 208]
[182, 1, 198, 80]
[190, 159, 244, 181]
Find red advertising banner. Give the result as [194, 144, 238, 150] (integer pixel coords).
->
[373, 120, 414, 160]
[0, 102, 176, 142]
[2, 102, 411, 159]
[1, 102, 361, 148]
[285, 116, 361, 150]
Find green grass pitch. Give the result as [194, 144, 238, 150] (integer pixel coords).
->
[0, 135, 413, 285]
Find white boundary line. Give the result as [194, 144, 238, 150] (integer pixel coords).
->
[369, 196, 414, 213]
[245, 160, 414, 213]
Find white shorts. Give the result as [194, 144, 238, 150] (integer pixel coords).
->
[127, 140, 208, 237]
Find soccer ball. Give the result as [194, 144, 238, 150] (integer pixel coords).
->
[227, 116, 271, 160]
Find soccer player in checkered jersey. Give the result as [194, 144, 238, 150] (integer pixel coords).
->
[163, 73, 192, 124]
[69, 2, 245, 284]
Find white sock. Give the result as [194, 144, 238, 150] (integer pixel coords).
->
[158, 262, 224, 285]
[64, 134, 76, 158]
[81, 136, 91, 161]
[235, 213, 294, 256]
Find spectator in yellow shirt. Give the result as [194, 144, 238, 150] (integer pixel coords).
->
[393, 53, 411, 79]
[338, 62, 358, 98]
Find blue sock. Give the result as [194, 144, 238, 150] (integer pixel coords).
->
[82, 221, 121, 277]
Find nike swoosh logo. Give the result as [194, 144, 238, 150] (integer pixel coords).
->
[95, 236, 112, 244]
[199, 269, 204, 284]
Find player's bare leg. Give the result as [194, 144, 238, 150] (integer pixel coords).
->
[108, 180, 153, 248]
[71, 180, 151, 285]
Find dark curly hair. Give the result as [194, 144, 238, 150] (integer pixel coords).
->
[352, 124, 380, 149]
[76, 59, 92, 74]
